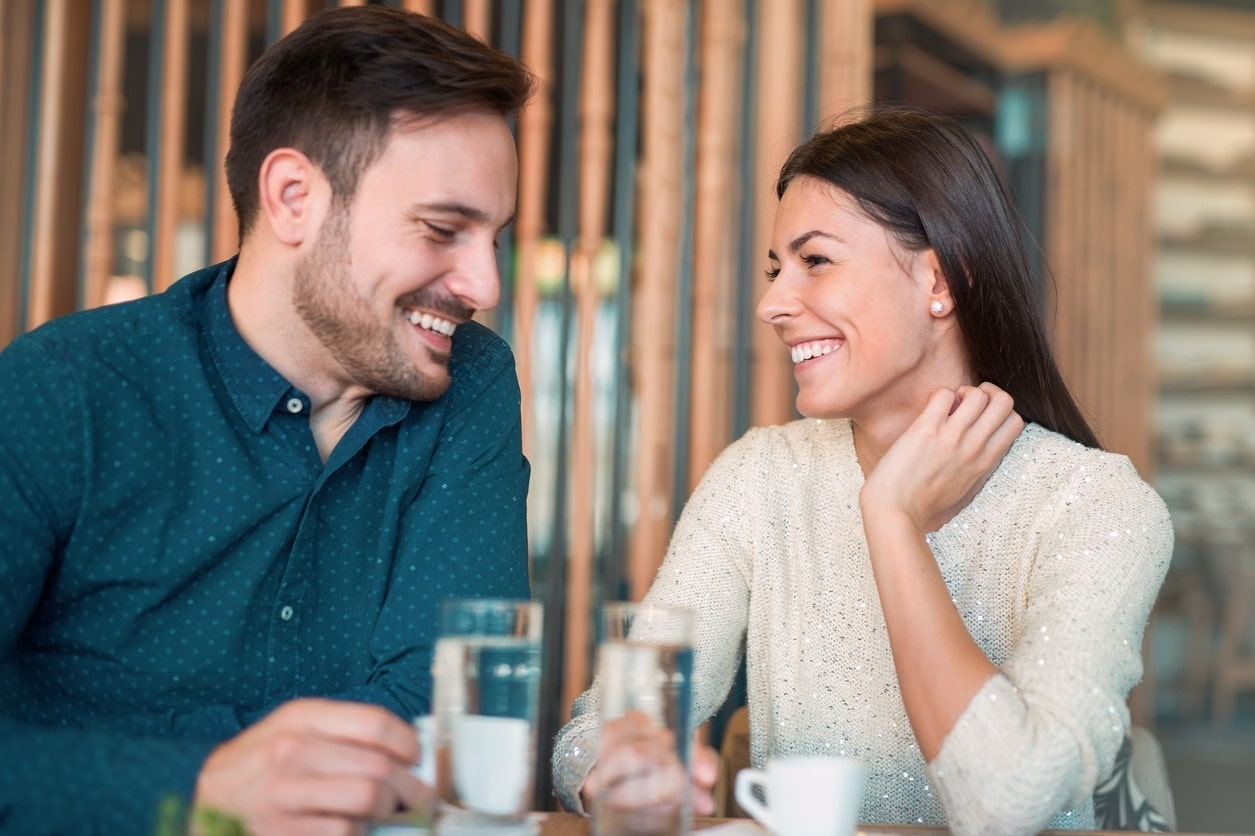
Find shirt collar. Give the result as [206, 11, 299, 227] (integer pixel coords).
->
[201, 261, 413, 434]
[202, 262, 301, 433]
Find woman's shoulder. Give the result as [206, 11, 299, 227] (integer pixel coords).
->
[1013, 423, 1173, 532]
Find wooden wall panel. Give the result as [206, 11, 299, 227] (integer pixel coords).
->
[210, 0, 247, 263]
[0, 0, 35, 345]
[629, 0, 688, 599]
[749, 0, 805, 430]
[27, 0, 90, 331]
[687, 0, 745, 493]
[563, 0, 618, 728]
[151, 0, 188, 292]
[82, 0, 127, 310]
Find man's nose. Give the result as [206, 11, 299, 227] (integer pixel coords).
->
[449, 242, 502, 313]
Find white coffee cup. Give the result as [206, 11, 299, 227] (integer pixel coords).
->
[734, 755, 866, 836]
[451, 714, 531, 817]
[411, 714, 437, 786]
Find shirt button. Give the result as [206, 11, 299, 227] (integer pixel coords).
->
[286, 398, 304, 414]
[280, 605, 294, 621]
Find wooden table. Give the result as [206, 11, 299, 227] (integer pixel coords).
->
[529, 810, 1231, 835]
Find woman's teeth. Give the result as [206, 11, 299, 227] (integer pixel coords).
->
[406, 310, 457, 337]
[791, 340, 838, 364]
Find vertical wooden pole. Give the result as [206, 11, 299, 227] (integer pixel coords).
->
[563, 0, 617, 721]
[0, 0, 35, 345]
[515, 0, 556, 462]
[464, 0, 492, 40]
[27, 0, 69, 330]
[817, 0, 872, 121]
[152, 0, 189, 291]
[210, 0, 247, 262]
[82, 0, 127, 310]
[749, 0, 804, 429]
[629, 0, 687, 599]
[687, 0, 744, 491]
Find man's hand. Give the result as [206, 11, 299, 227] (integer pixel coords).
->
[580, 712, 720, 821]
[194, 698, 432, 836]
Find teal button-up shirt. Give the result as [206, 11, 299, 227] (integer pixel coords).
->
[0, 260, 530, 833]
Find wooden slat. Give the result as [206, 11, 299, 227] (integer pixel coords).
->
[463, 0, 491, 41]
[514, 0, 556, 463]
[629, 0, 687, 600]
[82, 0, 127, 310]
[279, 0, 304, 40]
[27, 0, 69, 330]
[687, 0, 744, 492]
[401, 0, 436, 15]
[1044, 70, 1074, 411]
[211, 0, 247, 262]
[750, 0, 804, 429]
[151, 0, 189, 292]
[563, 0, 618, 726]
[818, 0, 872, 121]
[0, 0, 35, 345]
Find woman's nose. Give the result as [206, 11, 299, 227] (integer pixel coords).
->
[755, 275, 797, 325]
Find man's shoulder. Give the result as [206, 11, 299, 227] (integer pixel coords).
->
[446, 320, 514, 392]
[12, 263, 224, 355]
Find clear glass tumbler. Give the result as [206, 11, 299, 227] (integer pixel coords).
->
[431, 598, 543, 833]
[594, 602, 695, 836]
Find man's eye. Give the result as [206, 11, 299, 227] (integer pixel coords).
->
[426, 223, 456, 240]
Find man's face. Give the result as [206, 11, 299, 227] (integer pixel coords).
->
[294, 110, 518, 402]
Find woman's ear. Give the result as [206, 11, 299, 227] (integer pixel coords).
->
[922, 249, 955, 317]
[256, 148, 326, 247]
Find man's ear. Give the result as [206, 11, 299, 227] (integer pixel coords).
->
[256, 148, 326, 246]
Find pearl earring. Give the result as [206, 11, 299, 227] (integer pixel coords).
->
[930, 301, 944, 315]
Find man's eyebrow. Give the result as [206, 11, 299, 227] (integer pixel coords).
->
[413, 203, 516, 233]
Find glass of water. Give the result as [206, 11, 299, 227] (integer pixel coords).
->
[594, 602, 695, 836]
[431, 598, 543, 833]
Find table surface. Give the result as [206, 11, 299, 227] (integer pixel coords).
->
[527, 810, 1232, 836]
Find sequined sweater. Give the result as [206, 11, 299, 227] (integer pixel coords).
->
[552, 418, 1173, 836]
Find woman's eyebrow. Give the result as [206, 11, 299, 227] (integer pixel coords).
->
[788, 230, 842, 253]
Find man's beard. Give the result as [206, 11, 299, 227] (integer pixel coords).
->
[293, 205, 452, 402]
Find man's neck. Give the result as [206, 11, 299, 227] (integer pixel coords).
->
[228, 247, 370, 462]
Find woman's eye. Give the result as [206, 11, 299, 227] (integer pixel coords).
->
[802, 254, 830, 268]
[763, 266, 781, 282]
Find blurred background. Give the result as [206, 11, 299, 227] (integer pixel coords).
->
[1, 0, 1253, 828]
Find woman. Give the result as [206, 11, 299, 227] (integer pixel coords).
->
[552, 107, 1173, 835]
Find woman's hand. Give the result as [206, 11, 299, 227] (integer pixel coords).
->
[579, 711, 719, 820]
[861, 382, 1023, 532]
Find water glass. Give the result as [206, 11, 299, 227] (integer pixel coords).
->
[594, 602, 695, 836]
[431, 598, 543, 833]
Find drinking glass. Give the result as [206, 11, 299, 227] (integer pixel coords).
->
[594, 602, 695, 836]
[431, 598, 543, 833]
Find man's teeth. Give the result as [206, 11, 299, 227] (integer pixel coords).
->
[406, 310, 457, 336]
[791, 341, 837, 364]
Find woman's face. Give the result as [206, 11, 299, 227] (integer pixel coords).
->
[756, 175, 967, 424]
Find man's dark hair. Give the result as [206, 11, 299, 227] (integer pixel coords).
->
[778, 106, 1099, 448]
[226, 6, 534, 240]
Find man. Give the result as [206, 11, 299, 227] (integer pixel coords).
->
[0, 7, 533, 833]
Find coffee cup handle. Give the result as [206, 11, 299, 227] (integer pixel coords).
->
[734, 768, 773, 830]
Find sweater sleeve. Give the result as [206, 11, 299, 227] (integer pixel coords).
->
[550, 430, 762, 812]
[927, 452, 1174, 836]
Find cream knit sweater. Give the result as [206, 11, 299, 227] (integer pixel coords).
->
[552, 419, 1173, 835]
